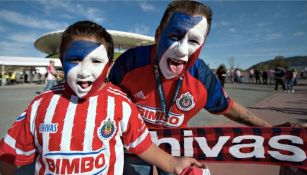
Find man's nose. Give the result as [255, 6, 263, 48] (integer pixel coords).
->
[176, 39, 189, 57]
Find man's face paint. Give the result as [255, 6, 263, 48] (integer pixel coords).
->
[62, 40, 109, 99]
[156, 11, 208, 79]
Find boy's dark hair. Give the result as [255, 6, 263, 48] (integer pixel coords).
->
[157, 0, 212, 36]
[59, 20, 114, 61]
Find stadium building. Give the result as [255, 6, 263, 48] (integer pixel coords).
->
[0, 30, 154, 85]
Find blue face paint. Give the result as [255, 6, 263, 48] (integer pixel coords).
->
[62, 40, 101, 76]
[157, 11, 203, 62]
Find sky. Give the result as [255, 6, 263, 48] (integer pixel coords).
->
[0, 0, 307, 69]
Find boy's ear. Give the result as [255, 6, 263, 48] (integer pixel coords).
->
[154, 27, 161, 43]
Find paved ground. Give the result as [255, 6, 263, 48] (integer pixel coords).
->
[0, 79, 306, 174]
[0, 83, 45, 137]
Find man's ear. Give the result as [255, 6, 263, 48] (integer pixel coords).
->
[154, 27, 161, 43]
[106, 60, 114, 78]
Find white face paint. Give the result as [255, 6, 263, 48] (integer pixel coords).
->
[65, 44, 109, 98]
[157, 12, 208, 79]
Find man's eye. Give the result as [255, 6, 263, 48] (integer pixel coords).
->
[169, 35, 179, 41]
[189, 39, 200, 45]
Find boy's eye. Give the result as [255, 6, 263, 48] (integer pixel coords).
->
[92, 60, 102, 63]
[68, 58, 81, 64]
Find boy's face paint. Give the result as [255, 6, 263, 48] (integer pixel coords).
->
[156, 11, 208, 79]
[62, 40, 109, 99]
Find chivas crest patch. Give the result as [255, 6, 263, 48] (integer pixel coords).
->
[98, 118, 116, 141]
[176, 92, 195, 111]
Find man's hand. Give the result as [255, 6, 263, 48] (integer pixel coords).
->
[275, 122, 307, 127]
[291, 123, 307, 127]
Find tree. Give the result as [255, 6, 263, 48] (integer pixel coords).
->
[228, 57, 235, 70]
[274, 55, 288, 68]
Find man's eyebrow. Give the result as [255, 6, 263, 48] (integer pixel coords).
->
[91, 56, 104, 60]
[189, 32, 203, 38]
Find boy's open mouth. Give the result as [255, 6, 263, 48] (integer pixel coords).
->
[78, 81, 92, 89]
[167, 58, 186, 74]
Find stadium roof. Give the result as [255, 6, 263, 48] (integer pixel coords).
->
[34, 30, 155, 55]
[0, 56, 61, 67]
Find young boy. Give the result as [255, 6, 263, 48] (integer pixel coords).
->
[0, 21, 202, 175]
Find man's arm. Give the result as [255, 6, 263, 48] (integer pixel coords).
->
[223, 101, 272, 127]
[138, 143, 203, 174]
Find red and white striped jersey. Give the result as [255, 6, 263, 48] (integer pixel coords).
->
[0, 82, 152, 175]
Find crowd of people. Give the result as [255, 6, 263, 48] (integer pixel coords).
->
[215, 64, 306, 94]
[0, 71, 17, 86]
[0, 67, 64, 89]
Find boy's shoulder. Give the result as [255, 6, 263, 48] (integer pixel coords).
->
[105, 82, 133, 103]
[35, 83, 66, 99]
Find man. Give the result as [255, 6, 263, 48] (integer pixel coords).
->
[109, 0, 272, 174]
[109, 1, 307, 174]
[109, 0, 271, 129]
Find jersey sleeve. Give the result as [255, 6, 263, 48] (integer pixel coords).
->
[190, 59, 233, 114]
[0, 103, 36, 166]
[120, 100, 152, 155]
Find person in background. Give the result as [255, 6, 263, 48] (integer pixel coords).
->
[216, 64, 227, 87]
[254, 69, 261, 84]
[44, 60, 57, 91]
[293, 69, 297, 86]
[23, 70, 29, 83]
[56, 70, 65, 83]
[249, 68, 255, 84]
[274, 64, 286, 91]
[235, 68, 242, 83]
[10, 71, 16, 85]
[285, 68, 295, 93]
[109, 1, 271, 174]
[268, 68, 274, 85]
[262, 70, 268, 85]
[0, 21, 204, 175]
[4, 72, 10, 85]
[300, 71, 304, 79]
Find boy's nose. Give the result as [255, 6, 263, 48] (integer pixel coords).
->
[79, 64, 91, 78]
